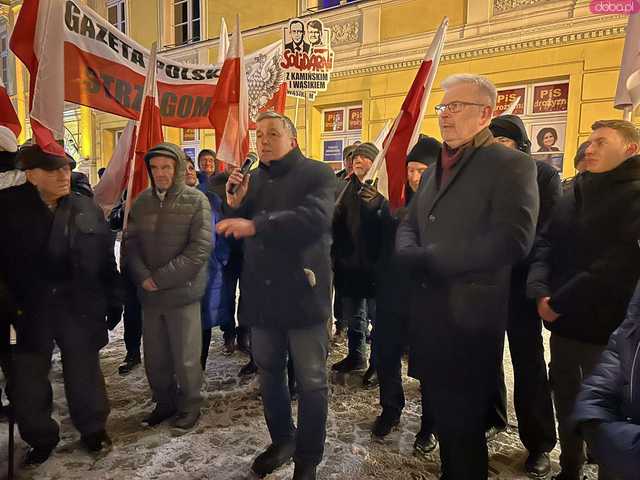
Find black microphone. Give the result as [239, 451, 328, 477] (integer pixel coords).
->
[228, 152, 258, 194]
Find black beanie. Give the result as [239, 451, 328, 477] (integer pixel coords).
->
[407, 135, 441, 166]
[489, 114, 531, 154]
[0, 151, 17, 173]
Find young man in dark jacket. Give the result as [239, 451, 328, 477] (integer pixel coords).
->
[397, 74, 539, 479]
[361, 135, 441, 456]
[488, 114, 560, 477]
[527, 119, 640, 480]
[574, 280, 640, 480]
[217, 112, 336, 480]
[0, 145, 122, 465]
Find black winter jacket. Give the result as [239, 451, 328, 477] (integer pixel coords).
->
[574, 282, 640, 479]
[527, 156, 640, 345]
[0, 183, 122, 353]
[226, 147, 337, 329]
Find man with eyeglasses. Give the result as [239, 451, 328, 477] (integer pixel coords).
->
[397, 74, 539, 479]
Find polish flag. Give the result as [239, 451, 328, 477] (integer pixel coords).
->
[0, 79, 21, 137]
[210, 16, 249, 167]
[9, 0, 65, 156]
[93, 120, 137, 215]
[218, 17, 230, 64]
[124, 42, 163, 228]
[368, 17, 448, 209]
[615, 13, 640, 113]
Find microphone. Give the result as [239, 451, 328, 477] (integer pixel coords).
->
[228, 152, 258, 195]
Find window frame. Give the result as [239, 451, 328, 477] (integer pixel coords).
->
[173, 0, 202, 46]
[107, 0, 127, 34]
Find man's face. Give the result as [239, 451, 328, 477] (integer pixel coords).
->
[438, 83, 493, 148]
[198, 154, 215, 176]
[26, 165, 71, 201]
[290, 23, 304, 44]
[308, 26, 321, 45]
[352, 154, 373, 179]
[407, 161, 428, 192]
[494, 136, 518, 151]
[256, 118, 296, 164]
[584, 127, 638, 173]
[149, 155, 176, 192]
[185, 162, 198, 187]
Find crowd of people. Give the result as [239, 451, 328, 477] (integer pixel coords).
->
[0, 72, 639, 480]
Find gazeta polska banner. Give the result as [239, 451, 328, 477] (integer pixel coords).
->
[281, 17, 334, 100]
[63, 0, 286, 128]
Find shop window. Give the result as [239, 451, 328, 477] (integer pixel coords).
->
[182, 128, 200, 161]
[0, 30, 8, 89]
[107, 0, 127, 34]
[494, 79, 569, 174]
[174, 0, 201, 46]
[317, 0, 360, 9]
[321, 104, 362, 169]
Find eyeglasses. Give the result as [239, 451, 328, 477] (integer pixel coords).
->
[434, 101, 487, 114]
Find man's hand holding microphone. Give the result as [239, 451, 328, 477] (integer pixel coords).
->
[217, 153, 258, 239]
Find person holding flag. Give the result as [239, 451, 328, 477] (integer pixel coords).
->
[397, 74, 539, 478]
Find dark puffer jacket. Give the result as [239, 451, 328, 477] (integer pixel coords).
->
[124, 142, 212, 308]
[574, 281, 640, 479]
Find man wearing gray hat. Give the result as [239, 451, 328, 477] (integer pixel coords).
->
[0, 145, 123, 465]
[124, 142, 212, 430]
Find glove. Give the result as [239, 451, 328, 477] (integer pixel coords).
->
[358, 179, 384, 211]
[106, 304, 124, 331]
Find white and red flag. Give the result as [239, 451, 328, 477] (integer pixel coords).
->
[210, 16, 249, 167]
[0, 79, 21, 137]
[615, 13, 640, 114]
[10, 0, 65, 156]
[93, 120, 137, 215]
[123, 42, 163, 227]
[218, 17, 230, 65]
[366, 17, 448, 209]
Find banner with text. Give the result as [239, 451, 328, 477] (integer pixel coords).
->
[63, 0, 286, 128]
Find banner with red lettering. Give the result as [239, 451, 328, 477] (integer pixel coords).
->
[63, 0, 286, 128]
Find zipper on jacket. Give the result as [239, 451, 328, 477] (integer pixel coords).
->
[631, 340, 640, 404]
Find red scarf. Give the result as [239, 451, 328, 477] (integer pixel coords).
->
[440, 143, 467, 187]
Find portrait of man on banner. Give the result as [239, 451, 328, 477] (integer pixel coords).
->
[284, 19, 311, 54]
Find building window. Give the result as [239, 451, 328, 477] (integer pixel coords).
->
[321, 104, 362, 169]
[0, 31, 8, 88]
[107, 0, 127, 34]
[174, 0, 201, 46]
[318, 0, 359, 9]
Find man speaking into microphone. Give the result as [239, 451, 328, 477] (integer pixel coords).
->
[217, 111, 336, 480]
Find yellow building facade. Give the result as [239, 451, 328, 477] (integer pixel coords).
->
[0, 0, 630, 180]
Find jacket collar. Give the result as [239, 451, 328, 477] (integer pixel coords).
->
[575, 155, 640, 208]
[259, 146, 302, 178]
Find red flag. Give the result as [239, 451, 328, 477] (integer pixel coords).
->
[10, 0, 65, 157]
[371, 18, 448, 209]
[210, 16, 249, 167]
[123, 43, 163, 228]
[0, 79, 21, 137]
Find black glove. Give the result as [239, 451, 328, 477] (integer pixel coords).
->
[106, 305, 124, 331]
[358, 179, 384, 211]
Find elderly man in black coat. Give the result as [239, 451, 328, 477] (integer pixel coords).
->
[0, 145, 122, 466]
[487, 114, 560, 477]
[527, 119, 640, 480]
[217, 112, 336, 480]
[396, 74, 539, 479]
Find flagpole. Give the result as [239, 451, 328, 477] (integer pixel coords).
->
[304, 94, 310, 156]
[624, 105, 633, 121]
[294, 97, 300, 127]
[122, 122, 139, 231]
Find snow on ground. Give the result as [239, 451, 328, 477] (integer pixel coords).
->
[0, 326, 598, 480]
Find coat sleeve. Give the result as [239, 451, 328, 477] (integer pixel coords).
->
[537, 163, 562, 231]
[574, 328, 640, 479]
[526, 220, 554, 299]
[253, 165, 336, 250]
[122, 203, 152, 286]
[396, 186, 423, 259]
[152, 195, 213, 290]
[399, 153, 539, 277]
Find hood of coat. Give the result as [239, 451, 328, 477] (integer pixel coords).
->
[489, 114, 531, 154]
[144, 142, 187, 197]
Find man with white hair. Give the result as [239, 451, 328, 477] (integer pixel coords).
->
[397, 74, 539, 479]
